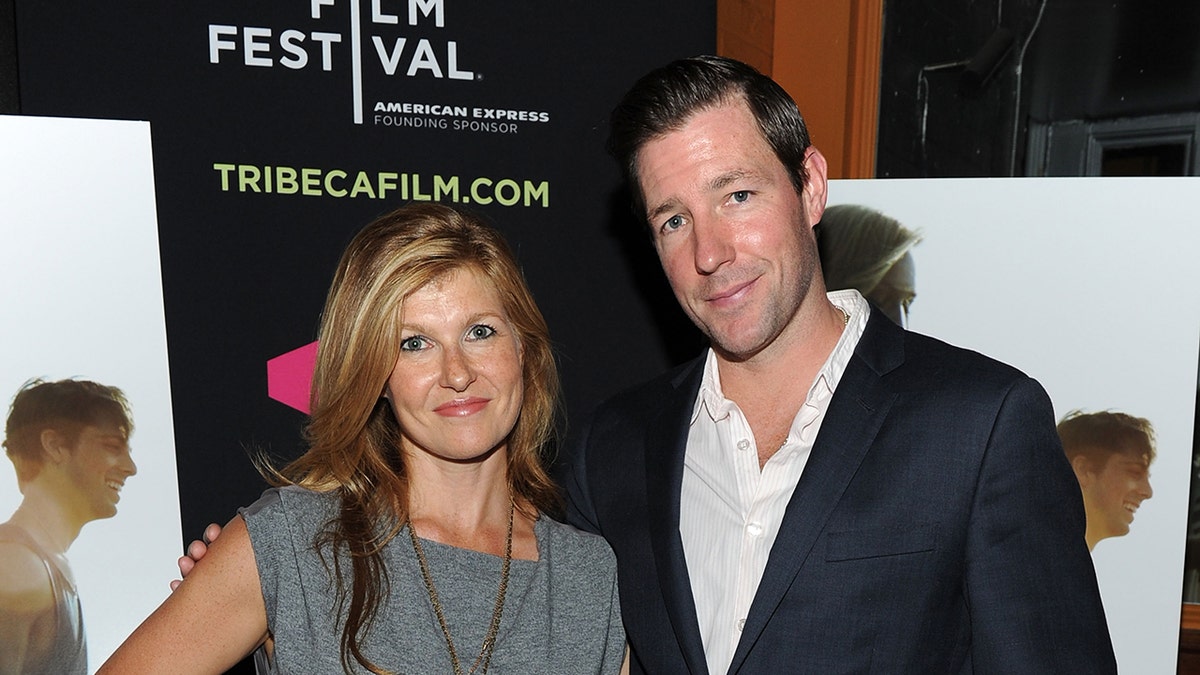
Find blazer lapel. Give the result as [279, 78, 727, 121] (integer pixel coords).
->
[644, 359, 709, 674]
[727, 310, 905, 674]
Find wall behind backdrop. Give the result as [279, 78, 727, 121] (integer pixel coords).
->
[17, 4, 1192, 674]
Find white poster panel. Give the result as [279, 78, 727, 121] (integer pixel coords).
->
[828, 177, 1200, 674]
[0, 115, 180, 671]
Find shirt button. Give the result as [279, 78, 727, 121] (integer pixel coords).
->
[746, 522, 763, 537]
[736, 618, 746, 631]
[736, 439, 751, 451]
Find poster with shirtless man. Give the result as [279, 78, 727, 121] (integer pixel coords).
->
[0, 115, 180, 672]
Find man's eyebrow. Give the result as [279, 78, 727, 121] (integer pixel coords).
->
[646, 197, 682, 224]
[97, 432, 130, 448]
[645, 170, 759, 222]
[709, 169, 751, 192]
[92, 427, 126, 439]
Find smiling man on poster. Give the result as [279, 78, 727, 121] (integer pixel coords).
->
[1058, 409, 1157, 552]
[0, 379, 137, 674]
[563, 55, 1116, 673]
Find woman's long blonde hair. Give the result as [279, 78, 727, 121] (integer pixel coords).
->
[272, 203, 561, 674]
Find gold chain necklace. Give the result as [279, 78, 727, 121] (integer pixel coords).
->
[836, 305, 851, 326]
[407, 499, 513, 675]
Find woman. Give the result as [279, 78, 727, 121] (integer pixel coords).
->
[100, 204, 625, 674]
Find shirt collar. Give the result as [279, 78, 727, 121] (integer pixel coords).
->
[691, 289, 872, 425]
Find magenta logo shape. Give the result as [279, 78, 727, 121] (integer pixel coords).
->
[267, 341, 318, 414]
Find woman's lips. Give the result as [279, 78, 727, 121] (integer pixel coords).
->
[434, 397, 490, 416]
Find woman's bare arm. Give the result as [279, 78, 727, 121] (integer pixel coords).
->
[99, 515, 268, 674]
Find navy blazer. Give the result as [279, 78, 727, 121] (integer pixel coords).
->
[565, 308, 1116, 674]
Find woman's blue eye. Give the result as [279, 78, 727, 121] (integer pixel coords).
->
[468, 324, 497, 340]
[400, 336, 426, 351]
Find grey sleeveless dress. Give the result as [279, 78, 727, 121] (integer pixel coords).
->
[241, 486, 624, 674]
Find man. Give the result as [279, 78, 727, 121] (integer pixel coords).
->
[1057, 409, 1155, 551]
[563, 56, 1115, 673]
[0, 378, 137, 674]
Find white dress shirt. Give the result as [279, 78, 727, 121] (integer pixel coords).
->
[679, 290, 869, 675]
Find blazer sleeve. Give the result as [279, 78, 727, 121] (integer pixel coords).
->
[562, 412, 604, 536]
[964, 376, 1117, 673]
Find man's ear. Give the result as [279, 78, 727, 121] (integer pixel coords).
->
[1070, 454, 1094, 487]
[801, 147, 829, 230]
[40, 429, 69, 463]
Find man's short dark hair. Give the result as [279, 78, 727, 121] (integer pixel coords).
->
[1057, 409, 1156, 467]
[607, 55, 813, 216]
[4, 378, 132, 479]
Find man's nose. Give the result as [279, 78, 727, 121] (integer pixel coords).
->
[692, 215, 734, 275]
[120, 451, 138, 477]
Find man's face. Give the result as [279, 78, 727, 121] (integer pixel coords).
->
[635, 99, 828, 361]
[60, 423, 137, 522]
[1078, 451, 1153, 543]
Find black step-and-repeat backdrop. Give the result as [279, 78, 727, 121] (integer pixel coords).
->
[15, 2, 712, 542]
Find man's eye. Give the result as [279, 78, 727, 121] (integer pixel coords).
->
[467, 324, 497, 340]
[400, 336, 427, 351]
[731, 190, 750, 203]
[662, 214, 684, 231]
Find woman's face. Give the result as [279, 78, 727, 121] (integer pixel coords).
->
[386, 267, 525, 466]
